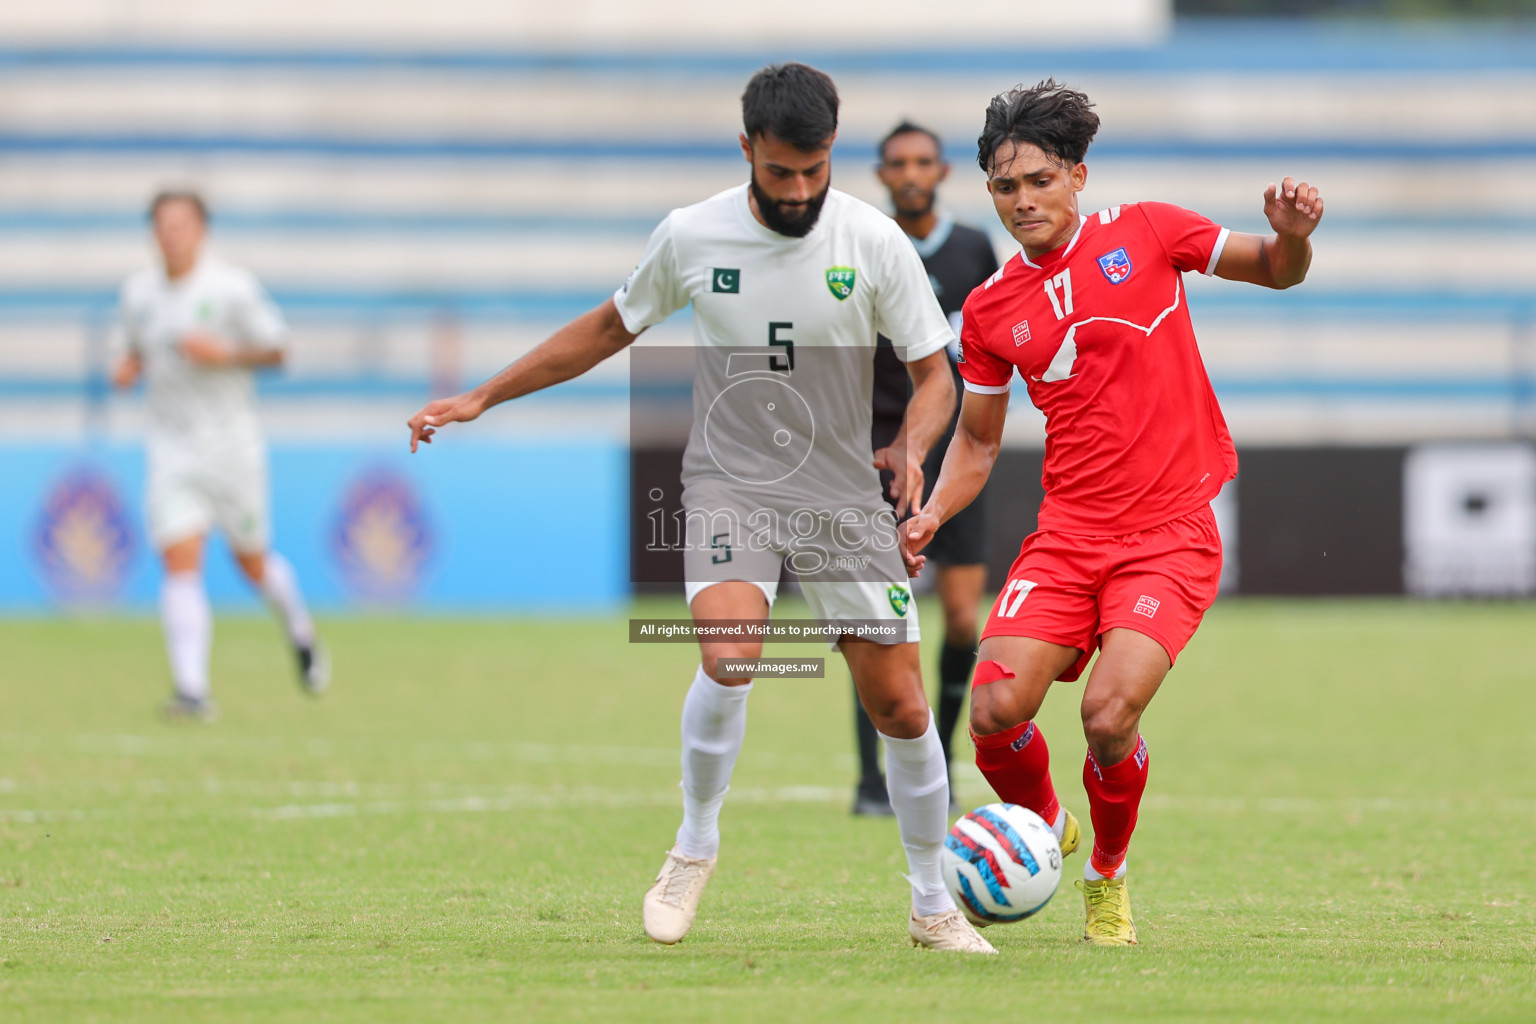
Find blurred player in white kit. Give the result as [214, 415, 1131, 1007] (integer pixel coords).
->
[113, 190, 328, 719]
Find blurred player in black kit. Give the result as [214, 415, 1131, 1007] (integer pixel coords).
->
[854, 122, 1000, 815]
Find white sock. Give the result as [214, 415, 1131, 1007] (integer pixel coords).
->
[1050, 806, 1067, 842]
[258, 552, 315, 647]
[1084, 859, 1128, 881]
[160, 571, 212, 701]
[882, 711, 957, 918]
[674, 666, 751, 860]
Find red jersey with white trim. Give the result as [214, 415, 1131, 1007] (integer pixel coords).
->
[958, 201, 1238, 536]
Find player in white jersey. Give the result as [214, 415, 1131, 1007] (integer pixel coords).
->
[407, 64, 993, 954]
[113, 190, 327, 719]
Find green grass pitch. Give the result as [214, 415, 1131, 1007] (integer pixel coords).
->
[2, 598, 1534, 1022]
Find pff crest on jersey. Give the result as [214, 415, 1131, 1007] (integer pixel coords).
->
[1097, 247, 1133, 284]
[825, 266, 856, 301]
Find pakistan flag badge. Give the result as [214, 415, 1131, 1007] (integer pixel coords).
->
[887, 583, 911, 616]
[825, 266, 856, 301]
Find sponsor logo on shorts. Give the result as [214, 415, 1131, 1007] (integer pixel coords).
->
[1134, 595, 1160, 618]
[1012, 320, 1031, 346]
[886, 583, 911, 616]
[32, 466, 136, 601]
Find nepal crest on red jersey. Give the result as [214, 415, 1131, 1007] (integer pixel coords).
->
[1096, 247, 1133, 284]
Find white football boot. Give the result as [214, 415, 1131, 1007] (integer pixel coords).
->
[642, 848, 717, 944]
[909, 909, 999, 954]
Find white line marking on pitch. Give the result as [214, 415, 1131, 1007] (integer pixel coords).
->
[4, 789, 1533, 826]
[0, 733, 856, 772]
[0, 784, 848, 824]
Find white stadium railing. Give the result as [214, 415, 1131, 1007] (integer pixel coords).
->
[2, 21, 1534, 447]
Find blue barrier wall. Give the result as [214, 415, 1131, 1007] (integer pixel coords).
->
[1, 441, 627, 612]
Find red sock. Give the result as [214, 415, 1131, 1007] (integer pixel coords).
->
[1083, 736, 1149, 877]
[969, 660, 1061, 826]
[973, 721, 1061, 827]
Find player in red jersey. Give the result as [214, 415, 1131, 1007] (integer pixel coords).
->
[901, 80, 1323, 945]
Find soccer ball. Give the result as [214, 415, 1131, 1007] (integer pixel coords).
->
[942, 803, 1063, 925]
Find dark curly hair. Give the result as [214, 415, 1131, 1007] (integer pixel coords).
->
[977, 80, 1100, 174]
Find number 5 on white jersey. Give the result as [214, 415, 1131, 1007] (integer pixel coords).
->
[997, 578, 1038, 617]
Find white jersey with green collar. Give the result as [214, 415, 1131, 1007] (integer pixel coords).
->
[116, 256, 287, 456]
[614, 184, 952, 505]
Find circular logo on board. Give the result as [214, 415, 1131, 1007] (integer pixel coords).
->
[330, 469, 432, 599]
[33, 467, 136, 601]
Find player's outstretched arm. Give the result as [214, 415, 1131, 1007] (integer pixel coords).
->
[874, 350, 955, 517]
[1213, 175, 1324, 290]
[900, 388, 1008, 576]
[408, 298, 638, 452]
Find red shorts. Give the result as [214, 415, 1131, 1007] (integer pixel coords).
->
[982, 506, 1223, 682]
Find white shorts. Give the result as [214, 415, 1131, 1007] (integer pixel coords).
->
[683, 579, 921, 646]
[679, 484, 920, 645]
[146, 443, 269, 553]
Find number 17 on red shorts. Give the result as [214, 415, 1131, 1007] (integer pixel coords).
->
[982, 505, 1224, 683]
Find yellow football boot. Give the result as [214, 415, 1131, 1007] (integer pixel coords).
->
[1058, 809, 1081, 858]
[1075, 875, 1137, 946]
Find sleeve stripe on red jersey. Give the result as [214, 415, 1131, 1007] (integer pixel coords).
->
[1203, 227, 1231, 277]
[964, 380, 1011, 395]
